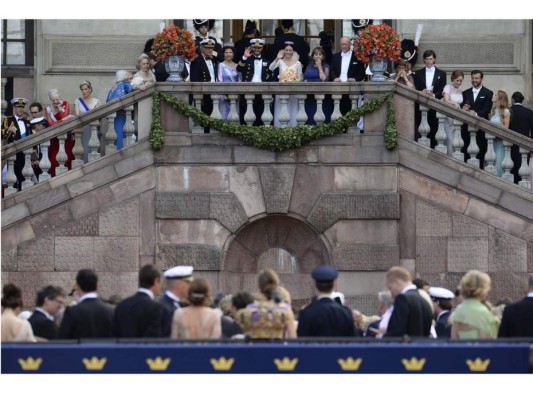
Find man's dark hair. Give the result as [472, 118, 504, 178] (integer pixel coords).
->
[315, 281, 334, 293]
[413, 278, 430, 289]
[139, 264, 161, 289]
[29, 102, 43, 111]
[471, 69, 484, 79]
[144, 38, 154, 55]
[511, 91, 524, 104]
[281, 19, 294, 30]
[232, 291, 255, 310]
[422, 49, 436, 59]
[76, 269, 98, 292]
[36, 285, 65, 307]
[435, 298, 453, 311]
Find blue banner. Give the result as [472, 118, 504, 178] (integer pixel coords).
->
[2, 341, 531, 374]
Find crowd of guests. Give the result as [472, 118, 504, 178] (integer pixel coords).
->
[2, 263, 532, 343]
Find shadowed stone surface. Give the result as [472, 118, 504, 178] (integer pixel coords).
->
[289, 166, 334, 218]
[488, 272, 528, 303]
[528, 243, 533, 273]
[55, 236, 94, 271]
[94, 237, 139, 272]
[156, 192, 210, 219]
[55, 212, 98, 237]
[344, 295, 379, 318]
[29, 204, 74, 237]
[97, 272, 138, 303]
[156, 244, 221, 271]
[399, 190, 416, 260]
[158, 220, 230, 249]
[452, 214, 489, 237]
[488, 229, 527, 273]
[416, 200, 452, 237]
[416, 237, 448, 275]
[1, 221, 35, 250]
[308, 193, 400, 232]
[17, 233, 55, 272]
[99, 196, 139, 237]
[209, 193, 248, 233]
[332, 244, 399, 271]
[1, 247, 17, 272]
[222, 241, 258, 274]
[334, 166, 397, 192]
[229, 166, 265, 218]
[337, 272, 387, 296]
[140, 190, 156, 258]
[219, 272, 258, 295]
[447, 238, 488, 272]
[259, 166, 295, 213]
[26, 185, 71, 215]
[324, 220, 398, 246]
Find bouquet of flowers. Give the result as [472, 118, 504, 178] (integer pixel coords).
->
[152, 24, 196, 62]
[354, 23, 401, 64]
[278, 68, 299, 82]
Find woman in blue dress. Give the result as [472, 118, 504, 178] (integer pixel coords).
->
[106, 70, 134, 149]
[217, 44, 242, 120]
[303, 47, 332, 124]
[489, 90, 511, 177]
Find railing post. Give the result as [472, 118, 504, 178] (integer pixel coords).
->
[71, 127, 85, 169]
[278, 95, 290, 127]
[296, 94, 307, 126]
[210, 96, 222, 133]
[244, 95, 255, 126]
[518, 147, 531, 189]
[417, 105, 431, 147]
[261, 95, 273, 126]
[39, 140, 52, 182]
[227, 95, 240, 123]
[484, 133, 497, 175]
[466, 124, 480, 168]
[452, 118, 464, 161]
[88, 120, 101, 162]
[347, 94, 359, 133]
[330, 94, 342, 122]
[434, 112, 447, 154]
[501, 140, 514, 182]
[123, 105, 135, 147]
[21, 148, 35, 190]
[4, 156, 17, 196]
[55, 133, 69, 176]
[105, 112, 118, 155]
[314, 95, 325, 125]
[191, 94, 204, 133]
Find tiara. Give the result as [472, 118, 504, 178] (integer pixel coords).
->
[223, 41, 235, 47]
[284, 41, 294, 45]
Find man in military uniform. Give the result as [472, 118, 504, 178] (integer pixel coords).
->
[159, 265, 194, 337]
[234, 20, 258, 63]
[297, 265, 355, 337]
[190, 38, 218, 131]
[2, 98, 33, 190]
[236, 38, 272, 125]
[193, 19, 223, 62]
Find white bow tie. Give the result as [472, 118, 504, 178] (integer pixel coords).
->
[426, 67, 435, 72]
[341, 52, 351, 58]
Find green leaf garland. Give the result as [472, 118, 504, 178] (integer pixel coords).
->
[150, 91, 398, 152]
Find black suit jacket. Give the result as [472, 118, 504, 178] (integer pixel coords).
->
[509, 104, 533, 138]
[461, 86, 493, 119]
[435, 310, 451, 338]
[329, 52, 366, 82]
[270, 32, 310, 68]
[57, 298, 114, 339]
[159, 293, 180, 337]
[28, 310, 58, 340]
[2, 115, 33, 186]
[195, 35, 223, 62]
[498, 297, 533, 337]
[113, 291, 163, 338]
[236, 56, 272, 82]
[297, 297, 355, 337]
[413, 67, 447, 99]
[190, 55, 218, 83]
[386, 289, 433, 337]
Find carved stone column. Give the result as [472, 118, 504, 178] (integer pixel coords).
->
[39, 140, 52, 182]
[296, 95, 307, 126]
[55, 133, 69, 175]
[452, 118, 464, 161]
[71, 127, 85, 168]
[261, 95, 273, 126]
[105, 112, 118, 155]
[4, 156, 17, 196]
[314, 95, 325, 125]
[501, 140, 514, 182]
[227, 95, 240, 124]
[88, 120, 101, 162]
[518, 147, 531, 189]
[244, 95, 255, 126]
[123, 106, 135, 147]
[21, 148, 35, 190]
[466, 124, 480, 168]
[484, 133, 497, 175]
[278, 95, 290, 127]
[434, 112, 447, 154]
[417, 105, 431, 147]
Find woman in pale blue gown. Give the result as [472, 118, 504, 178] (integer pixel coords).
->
[442, 70, 464, 155]
[217, 45, 242, 120]
[489, 90, 511, 177]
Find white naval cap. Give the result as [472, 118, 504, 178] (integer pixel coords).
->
[163, 265, 194, 280]
[429, 286, 454, 300]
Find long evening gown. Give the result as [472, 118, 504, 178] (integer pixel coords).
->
[490, 108, 510, 177]
[217, 63, 242, 120]
[443, 84, 463, 155]
[75, 97, 100, 162]
[270, 59, 303, 127]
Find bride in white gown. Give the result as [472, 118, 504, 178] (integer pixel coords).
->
[269, 42, 303, 127]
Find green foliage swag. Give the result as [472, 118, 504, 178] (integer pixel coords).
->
[150, 91, 398, 152]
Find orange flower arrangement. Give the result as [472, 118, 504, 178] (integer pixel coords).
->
[354, 23, 401, 64]
[152, 24, 196, 62]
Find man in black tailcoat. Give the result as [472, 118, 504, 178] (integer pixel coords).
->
[460, 70, 493, 167]
[297, 265, 355, 337]
[413, 50, 447, 148]
[508, 91, 533, 183]
[498, 274, 533, 338]
[28, 285, 66, 340]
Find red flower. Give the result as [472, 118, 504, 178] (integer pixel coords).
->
[152, 24, 196, 62]
[354, 23, 401, 64]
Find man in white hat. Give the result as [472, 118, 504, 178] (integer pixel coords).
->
[429, 286, 454, 338]
[159, 265, 194, 337]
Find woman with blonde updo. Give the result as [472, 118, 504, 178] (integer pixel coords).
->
[131, 53, 156, 91]
[171, 278, 221, 339]
[236, 269, 297, 339]
[489, 90, 511, 177]
[75, 80, 101, 163]
[449, 270, 499, 339]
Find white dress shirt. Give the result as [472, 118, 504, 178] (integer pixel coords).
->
[472, 86, 482, 102]
[340, 51, 351, 82]
[205, 58, 215, 82]
[425, 67, 435, 90]
[16, 117, 27, 137]
[252, 58, 263, 82]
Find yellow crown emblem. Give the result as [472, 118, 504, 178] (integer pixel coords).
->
[466, 358, 490, 372]
[274, 357, 298, 371]
[338, 357, 363, 371]
[210, 357, 235, 371]
[18, 357, 43, 371]
[82, 357, 107, 371]
[401, 357, 426, 371]
[146, 357, 171, 371]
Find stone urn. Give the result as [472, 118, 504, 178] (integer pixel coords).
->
[369, 56, 388, 82]
[164, 54, 185, 82]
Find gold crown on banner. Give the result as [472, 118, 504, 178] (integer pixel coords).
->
[401, 357, 426, 371]
[82, 357, 107, 371]
[273, 357, 298, 371]
[338, 357, 363, 371]
[210, 357, 235, 371]
[18, 357, 43, 371]
[466, 358, 490, 372]
[146, 357, 171, 371]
